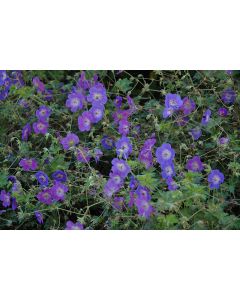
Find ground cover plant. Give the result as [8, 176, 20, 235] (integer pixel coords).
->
[0, 70, 240, 229]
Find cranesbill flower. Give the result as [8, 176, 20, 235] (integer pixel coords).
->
[0, 190, 11, 207]
[0, 70, 7, 86]
[186, 156, 204, 172]
[180, 97, 196, 115]
[114, 96, 122, 108]
[94, 148, 103, 163]
[208, 169, 224, 189]
[89, 104, 104, 123]
[135, 198, 154, 219]
[103, 179, 121, 198]
[163, 107, 174, 119]
[135, 186, 151, 202]
[165, 93, 183, 110]
[60, 133, 79, 150]
[51, 170, 67, 182]
[218, 107, 228, 117]
[101, 136, 114, 150]
[112, 196, 125, 210]
[33, 120, 49, 134]
[76, 71, 90, 90]
[129, 176, 138, 190]
[44, 89, 53, 101]
[76, 147, 91, 163]
[52, 182, 68, 201]
[221, 88, 236, 104]
[189, 128, 202, 141]
[201, 109, 211, 125]
[218, 137, 229, 145]
[176, 115, 189, 127]
[109, 172, 124, 187]
[36, 105, 51, 120]
[32, 77, 45, 93]
[35, 211, 44, 224]
[11, 197, 18, 211]
[66, 92, 84, 113]
[112, 109, 131, 124]
[78, 111, 93, 132]
[166, 177, 178, 191]
[116, 136, 132, 159]
[156, 143, 175, 165]
[37, 188, 54, 205]
[161, 162, 176, 179]
[138, 137, 156, 169]
[65, 221, 84, 230]
[87, 83, 107, 105]
[22, 123, 31, 141]
[118, 119, 130, 136]
[35, 171, 49, 187]
[19, 158, 38, 171]
[127, 95, 137, 112]
[111, 158, 131, 178]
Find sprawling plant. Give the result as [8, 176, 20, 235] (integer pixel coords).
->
[0, 70, 240, 229]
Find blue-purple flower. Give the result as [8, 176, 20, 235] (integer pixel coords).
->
[78, 111, 93, 132]
[221, 88, 236, 105]
[89, 104, 104, 123]
[186, 156, 204, 172]
[33, 120, 49, 135]
[208, 169, 224, 189]
[201, 109, 211, 125]
[36, 105, 51, 120]
[22, 123, 31, 141]
[52, 182, 68, 201]
[116, 136, 132, 159]
[161, 162, 176, 179]
[156, 143, 175, 165]
[165, 93, 183, 110]
[0, 190, 11, 208]
[180, 97, 196, 115]
[66, 92, 84, 113]
[51, 170, 67, 182]
[35, 211, 44, 224]
[35, 171, 49, 187]
[87, 83, 107, 106]
[101, 136, 114, 150]
[189, 128, 202, 141]
[65, 221, 84, 230]
[60, 133, 79, 150]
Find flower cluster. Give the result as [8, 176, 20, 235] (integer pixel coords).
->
[0, 71, 24, 100]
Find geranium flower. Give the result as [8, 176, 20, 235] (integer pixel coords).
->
[78, 111, 93, 132]
[52, 182, 68, 201]
[87, 83, 107, 105]
[201, 109, 211, 125]
[156, 143, 175, 165]
[33, 120, 49, 134]
[165, 93, 183, 110]
[186, 156, 204, 172]
[66, 92, 84, 113]
[36, 105, 51, 120]
[65, 221, 84, 230]
[0, 190, 11, 207]
[208, 169, 224, 189]
[22, 123, 31, 141]
[60, 133, 79, 150]
[115, 136, 132, 159]
[19, 158, 38, 171]
[221, 88, 236, 104]
[51, 170, 67, 182]
[35, 171, 49, 187]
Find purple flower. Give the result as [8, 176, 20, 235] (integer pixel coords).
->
[138, 137, 156, 169]
[101, 136, 114, 150]
[208, 169, 224, 189]
[0, 70, 7, 86]
[221, 88, 236, 104]
[180, 97, 196, 115]
[52, 182, 68, 201]
[135, 197, 153, 219]
[118, 119, 130, 136]
[218, 107, 228, 117]
[78, 111, 93, 132]
[44, 89, 53, 101]
[8, 176, 16, 183]
[22, 123, 31, 141]
[52, 170, 67, 182]
[109, 172, 124, 187]
[163, 107, 174, 119]
[19, 158, 38, 171]
[166, 177, 178, 191]
[165, 93, 183, 110]
[18, 99, 29, 108]
[33, 120, 49, 134]
[0, 190, 11, 208]
[127, 95, 137, 112]
[103, 179, 121, 198]
[186, 156, 204, 172]
[33, 77, 45, 93]
[116, 136, 132, 159]
[218, 137, 229, 145]
[36, 105, 51, 121]
[87, 84, 107, 106]
[156, 143, 175, 166]
[76, 71, 90, 90]
[226, 70, 233, 75]
[65, 221, 84, 230]
[201, 109, 211, 126]
[112, 109, 131, 124]
[111, 158, 130, 178]
[36, 188, 54, 205]
[11, 197, 18, 210]
[94, 148, 103, 163]
[35, 171, 49, 187]
[66, 92, 84, 113]
[35, 211, 44, 224]
[161, 162, 175, 179]
[60, 133, 79, 150]
[89, 104, 104, 123]
[112, 196, 125, 210]
[114, 96, 122, 108]
[135, 186, 151, 202]
[129, 176, 138, 190]
[76, 147, 91, 163]
[189, 128, 202, 141]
